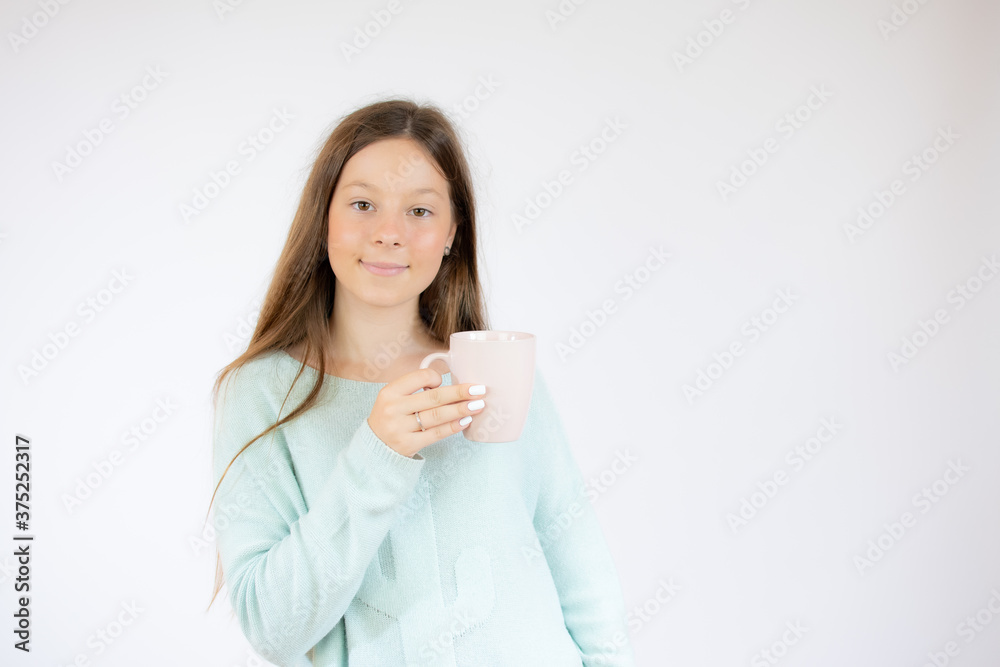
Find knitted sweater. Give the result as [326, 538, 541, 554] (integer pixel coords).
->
[211, 349, 635, 666]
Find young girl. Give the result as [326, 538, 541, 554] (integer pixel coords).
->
[207, 99, 636, 666]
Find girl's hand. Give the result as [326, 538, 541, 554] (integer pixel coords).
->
[367, 368, 487, 458]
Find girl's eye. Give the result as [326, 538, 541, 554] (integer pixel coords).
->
[352, 201, 371, 212]
[412, 208, 430, 217]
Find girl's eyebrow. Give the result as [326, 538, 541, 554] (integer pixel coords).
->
[343, 181, 443, 198]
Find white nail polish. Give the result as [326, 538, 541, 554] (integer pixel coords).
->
[467, 399, 485, 411]
[459, 416, 472, 426]
[469, 385, 486, 395]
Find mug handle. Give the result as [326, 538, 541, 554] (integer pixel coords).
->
[419, 351, 450, 370]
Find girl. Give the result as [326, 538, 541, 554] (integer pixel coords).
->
[207, 99, 635, 666]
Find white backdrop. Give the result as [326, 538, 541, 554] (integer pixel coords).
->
[2, 0, 999, 665]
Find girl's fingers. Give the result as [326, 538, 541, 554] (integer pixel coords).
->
[411, 414, 472, 449]
[410, 391, 485, 432]
[389, 367, 448, 398]
[374, 368, 487, 456]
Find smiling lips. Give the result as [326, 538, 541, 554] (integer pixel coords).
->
[361, 260, 407, 276]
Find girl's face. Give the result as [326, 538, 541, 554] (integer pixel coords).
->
[327, 137, 457, 311]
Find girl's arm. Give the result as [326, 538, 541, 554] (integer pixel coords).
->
[212, 362, 425, 665]
[531, 369, 637, 667]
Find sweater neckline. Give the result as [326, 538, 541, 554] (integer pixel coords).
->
[277, 349, 451, 387]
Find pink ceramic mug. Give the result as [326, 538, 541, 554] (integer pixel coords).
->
[419, 331, 536, 442]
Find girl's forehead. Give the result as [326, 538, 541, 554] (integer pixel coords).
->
[338, 140, 447, 191]
[349, 137, 430, 163]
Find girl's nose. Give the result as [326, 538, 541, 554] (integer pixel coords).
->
[372, 211, 405, 244]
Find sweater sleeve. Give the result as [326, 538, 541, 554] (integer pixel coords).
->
[530, 368, 637, 667]
[211, 362, 425, 666]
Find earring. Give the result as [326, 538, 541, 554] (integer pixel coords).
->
[444, 246, 451, 256]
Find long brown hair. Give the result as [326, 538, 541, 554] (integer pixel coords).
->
[204, 98, 489, 610]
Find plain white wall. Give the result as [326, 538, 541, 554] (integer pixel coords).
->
[2, 0, 998, 664]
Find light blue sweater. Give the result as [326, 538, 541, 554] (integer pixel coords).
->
[212, 349, 635, 666]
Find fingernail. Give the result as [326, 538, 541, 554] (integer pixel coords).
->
[467, 399, 485, 411]
[459, 416, 472, 426]
[469, 385, 486, 395]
